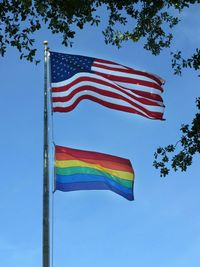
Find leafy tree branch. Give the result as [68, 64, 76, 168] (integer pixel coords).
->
[1, 0, 200, 176]
[1, 0, 199, 67]
[153, 98, 200, 177]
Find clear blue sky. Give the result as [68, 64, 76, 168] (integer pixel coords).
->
[0, 5, 199, 267]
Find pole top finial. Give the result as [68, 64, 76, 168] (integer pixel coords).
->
[43, 40, 48, 46]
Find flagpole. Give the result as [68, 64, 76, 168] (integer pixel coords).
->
[43, 40, 50, 267]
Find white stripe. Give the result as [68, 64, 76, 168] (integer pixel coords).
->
[92, 66, 159, 85]
[53, 96, 148, 118]
[52, 73, 163, 104]
[53, 87, 164, 114]
[51, 72, 162, 97]
[52, 73, 162, 100]
[52, 72, 93, 87]
[116, 81, 163, 95]
[94, 60, 164, 84]
[115, 86, 163, 105]
[52, 79, 163, 108]
[93, 61, 128, 70]
[53, 90, 164, 116]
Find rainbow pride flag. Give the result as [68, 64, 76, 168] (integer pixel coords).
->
[55, 145, 134, 200]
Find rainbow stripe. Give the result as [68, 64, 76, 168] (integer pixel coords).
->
[55, 145, 134, 200]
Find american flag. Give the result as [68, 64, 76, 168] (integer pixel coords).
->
[50, 51, 165, 120]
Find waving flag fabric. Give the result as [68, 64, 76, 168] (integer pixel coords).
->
[55, 145, 134, 200]
[50, 51, 165, 120]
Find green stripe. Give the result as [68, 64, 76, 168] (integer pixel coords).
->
[56, 167, 133, 188]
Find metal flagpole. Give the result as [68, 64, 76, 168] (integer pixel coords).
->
[43, 40, 50, 267]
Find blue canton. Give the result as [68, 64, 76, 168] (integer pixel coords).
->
[50, 52, 95, 83]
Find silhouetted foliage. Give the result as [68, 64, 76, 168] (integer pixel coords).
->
[1, 0, 200, 72]
[153, 98, 200, 176]
[0, 0, 199, 175]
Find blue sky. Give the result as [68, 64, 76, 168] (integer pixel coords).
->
[0, 4, 200, 267]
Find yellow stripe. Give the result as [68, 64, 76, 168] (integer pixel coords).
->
[55, 160, 134, 181]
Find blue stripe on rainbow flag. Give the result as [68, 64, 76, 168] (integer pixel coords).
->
[56, 174, 133, 200]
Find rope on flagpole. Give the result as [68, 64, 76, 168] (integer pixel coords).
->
[47, 45, 55, 267]
[43, 40, 50, 267]
[51, 185, 55, 267]
[47, 45, 56, 267]
[51, 145, 56, 267]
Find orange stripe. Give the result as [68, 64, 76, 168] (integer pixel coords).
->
[55, 145, 131, 165]
[55, 153, 133, 172]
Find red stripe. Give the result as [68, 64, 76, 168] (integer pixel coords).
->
[125, 67, 164, 86]
[52, 86, 164, 113]
[55, 145, 133, 165]
[52, 81, 163, 106]
[94, 58, 119, 65]
[93, 62, 163, 86]
[52, 75, 162, 97]
[128, 89, 163, 102]
[52, 88, 164, 117]
[55, 153, 134, 172]
[94, 58, 164, 85]
[51, 75, 163, 104]
[94, 71, 163, 91]
[53, 94, 164, 120]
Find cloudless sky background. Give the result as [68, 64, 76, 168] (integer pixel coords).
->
[0, 4, 200, 267]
